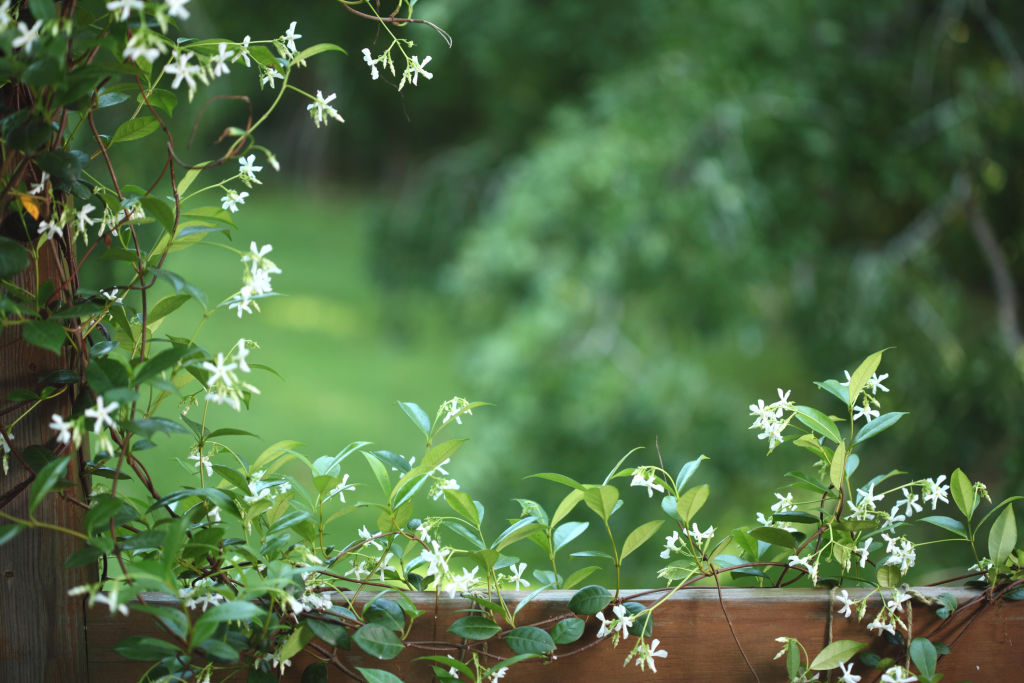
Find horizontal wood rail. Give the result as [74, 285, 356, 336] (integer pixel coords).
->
[85, 587, 1023, 681]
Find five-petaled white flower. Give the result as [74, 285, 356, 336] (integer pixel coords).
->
[37, 220, 62, 240]
[838, 661, 861, 683]
[399, 55, 433, 90]
[210, 42, 234, 77]
[852, 403, 880, 423]
[635, 638, 669, 673]
[234, 35, 252, 67]
[630, 470, 665, 498]
[867, 372, 890, 394]
[489, 667, 508, 682]
[220, 189, 248, 213]
[508, 562, 529, 590]
[85, 396, 120, 434]
[106, 0, 143, 21]
[203, 353, 237, 386]
[166, 0, 190, 21]
[611, 603, 634, 639]
[306, 90, 344, 128]
[49, 414, 76, 446]
[238, 155, 263, 184]
[835, 588, 856, 618]
[164, 50, 201, 94]
[12, 19, 43, 53]
[327, 474, 354, 503]
[921, 474, 949, 510]
[29, 172, 49, 196]
[880, 666, 917, 683]
[261, 67, 283, 89]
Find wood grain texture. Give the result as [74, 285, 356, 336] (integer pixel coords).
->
[0, 250, 90, 682]
[85, 587, 1023, 682]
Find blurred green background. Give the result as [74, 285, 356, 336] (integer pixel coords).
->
[109, 0, 1024, 585]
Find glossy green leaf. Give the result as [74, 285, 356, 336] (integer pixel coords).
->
[398, 401, 431, 437]
[620, 520, 664, 561]
[748, 525, 797, 548]
[988, 504, 1017, 567]
[675, 454, 709, 491]
[353, 623, 404, 660]
[553, 520, 589, 552]
[29, 455, 69, 514]
[829, 440, 847, 490]
[676, 484, 710, 523]
[583, 485, 619, 521]
[809, 639, 866, 670]
[950, 468, 976, 520]
[23, 319, 65, 354]
[364, 598, 405, 632]
[504, 626, 555, 655]
[111, 116, 160, 144]
[550, 617, 585, 644]
[793, 405, 841, 444]
[301, 661, 328, 683]
[355, 668, 404, 683]
[551, 489, 584, 526]
[0, 236, 29, 278]
[847, 350, 885, 406]
[919, 515, 967, 538]
[909, 638, 937, 679]
[447, 615, 501, 640]
[567, 585, 612, 615]
[444, 488, 479, 526]
[876, 565, 901, 588]
[853, 412, 907, 445]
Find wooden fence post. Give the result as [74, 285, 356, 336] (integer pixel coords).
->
[0, 244, 90, 681]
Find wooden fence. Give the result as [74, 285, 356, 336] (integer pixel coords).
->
[83, 587, 1022, 682]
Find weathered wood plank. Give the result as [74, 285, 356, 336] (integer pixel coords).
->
[85, 587, 1023, 681]
[0, 250, 90, 682]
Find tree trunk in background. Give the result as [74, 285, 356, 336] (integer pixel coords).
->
[0, 245, 90, 681]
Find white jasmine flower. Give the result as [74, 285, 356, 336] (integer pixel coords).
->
[867, 617, 896, 636]
[203, 353, 237, 386]
[29, 172, 49, 195]
[443, 566, 478, 598]
[447, 666, 459, 679]
[867, 372, 890, 394]
[358, 525, 381, 550]
[233, 35, 252, 67]
[106, 0, 143, 21]
[489, 668, 508, 682]
[238, 155, 263, 184]
[85, 396, 120, 433]
[595, 610, 613, 638]
[123, 31, 166, 63]
[787, 554, 819, 585]
[166, 0, 190, 21]
[75, 204, 96, 238]
[220, 189, 248, 213]
[0, 1, 12, 31]
[880, 666, 917, 683]
[164, 50, 202, 96]
[635, 638, 669, 673]
[921, 475, 949, 510]
[419, 540, 450, 578]
[771, 492, 797, 513]
[50, 414, 77, 446]
[361, 48, 380, 80]
[327, 474, 354, 503]
[835, 589, 855, 618]
[969, 558, 994, 573]
[261, 67, 283, 89]
[37, 220, 62, 240]
[885, 588, 910, 613]
[188, 449, 213, 477]
[283, 21, 302, 54]
[508, 562, 529, 590]
[630, 470, 664, 497]
[12, 19, 43, 53]
[441, 396, 472, 424]
[839, 370, 852, 386]
[306, 90, 344, 128]
[348, 560, 368, 580]
[855, 539, 871, 568]
[399, 55, 433, 90]
[899, 488, 922, 517]
[853, 403, 880, 423]
[611, 603, 634, 639]
[660, 530, 682, 559]
[210, 42, 233, 77]
[838, 661, 861, 683]
[683, 523, 715, 541]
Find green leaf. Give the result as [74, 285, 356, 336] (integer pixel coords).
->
[353, 623, 404, 660]
[675, 454, 709, 490]
[504, 626, 555, 655]
[809, 640, 866, 670]
[550, 617, 585, 644]
[444, 488, 479, 526]
[919, 515, 967, 539]
[398, 401, 431, 437]
[876, 565, 901, 588]
[988, 504, 1017, 567]
[148, 294, 191, 324]
[140, 196, 175, 232]
[364, 598, 405, 632]
[562, 565, 600, 589]
[494, 517, 542, 551]
[847, 350, 885, 406]
[447, 615, 501, 640]
[23, 319, 65, 354]
[28, 0, 58, 20]
[620, 520, 664, 561]
[829, 440, 847, 490]
[529, 472, 583, 489]
[950, 468, 977, 520]
[139, 88, 177, 116]
[0, 524, 25, 546]
[748, 525, 797, 549]
[583, 485, 619, 521]
[29, 456, 69, 515]
[292, 43, 348, 63]
[192, 601, 264, 632]
[301, 662, 328, 683]
[113, 636, 180, 661]
[853, 412, 907, 445]
[567, 585, 612, 615]
[279, 623, 315, 662]
[111, 116, 160, 144]
[355, 668, 404, 683]
[553, 520, 589, 552]
[623, 602, 654, 637]
[909, 638, 937, 679]
[0, 236, 29, 278]
[305, 618, 350, 649]
[815, 379, 849, 404]
[551, 489, 584, 526]
[793, 405, 842, 444]
[134, 345, 196, 385]
[676, 484, 710, 523]
[199, 638, 240, 663]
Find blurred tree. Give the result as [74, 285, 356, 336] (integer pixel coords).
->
[365, 0, 1024, 514]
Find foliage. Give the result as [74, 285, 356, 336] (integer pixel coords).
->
[0, 2, 1022, 682]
